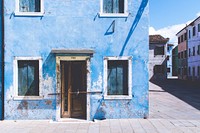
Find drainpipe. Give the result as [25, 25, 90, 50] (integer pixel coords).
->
[1, 0, 4, 120]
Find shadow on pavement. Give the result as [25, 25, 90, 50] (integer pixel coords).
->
[150, 79, 200, 111]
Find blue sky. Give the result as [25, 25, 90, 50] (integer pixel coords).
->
[149, 0, 200, 44]
[150, 0, 200, 29]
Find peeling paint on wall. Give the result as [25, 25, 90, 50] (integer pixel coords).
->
[3, 0, 149, 120]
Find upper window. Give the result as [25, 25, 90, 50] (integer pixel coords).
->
[154, 46, 164, 55]
[14, 57, 43, 100]
[198, 24, 200, 32]
[100, 0, 128, 17]
[198, 45, 200, 55]
[193, 26, 196, 36]
[189, 30, 191, 39]
[104, 57, 132, 99]
[15, 0, 44, 16]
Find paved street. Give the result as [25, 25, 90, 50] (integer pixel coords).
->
[150, 79, 200, 120]
[0, 79, 200, 133]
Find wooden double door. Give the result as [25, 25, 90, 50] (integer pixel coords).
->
[61, 61, 87, 119]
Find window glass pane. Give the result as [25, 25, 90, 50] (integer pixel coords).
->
[19, 0, 40, 12]
[103, 0, 124, 13]
[154, 46, 164, 55]
[103, 0, 112, 13]
[18, 60, 39, 96]
[107, 60, 128, 95]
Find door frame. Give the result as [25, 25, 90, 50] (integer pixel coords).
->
[56, 56, 91, 121]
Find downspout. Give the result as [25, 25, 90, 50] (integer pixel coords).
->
[1, 0, 4, 120]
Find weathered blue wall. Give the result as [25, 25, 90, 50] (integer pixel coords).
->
[4, 0, 149, 120]
[0, 0, 3, 120]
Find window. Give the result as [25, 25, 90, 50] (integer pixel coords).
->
[154, 46, 164, 55]
[184, 33, 187, 41]
[193, 67, 195, 77]
[193, 26, 196, 36]
[181, 52, 183, 59]
[188, 67, 191, 76]
[167, 67, 170, 73]
[154, 65, 164, 74]
[198, 24, 200, 32]
[14, 57, 42, 100]
[167, 55, 169, 60]
[193, 46, 195, 56]
[181, 35, 184, 42]
[198, 45, 200, 55]
[178, 53, 180, 59]
[189, 48, 191, 57]
[100, 0, 128, 17]
[104, 57, 132, 99]
[184, 50, 187, 58]
[15, 0, 44, 16]
[189, 30, 191, 39]
[178, 37, 180, 44]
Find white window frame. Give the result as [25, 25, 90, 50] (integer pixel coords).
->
[13, 57, 43, 100]
[15, 0, 44, 16]
[100, 0, 129, 17]
[103, 56, 132, 99]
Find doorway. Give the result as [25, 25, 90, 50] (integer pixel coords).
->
[61, 61, 87, 119]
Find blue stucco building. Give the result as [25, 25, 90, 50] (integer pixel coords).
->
[3, 0, 149, 121]
[0, 0, 3, 120]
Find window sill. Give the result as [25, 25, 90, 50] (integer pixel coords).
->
[15, 12, 44, 17]
[13, 96, 44, 100]
[104, 95, 132, 100]
[99, 13, 129, 18]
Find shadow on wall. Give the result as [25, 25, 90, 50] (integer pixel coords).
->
[93, 0, 149, 120]
[16, 53, 57, 119]
[149, 57, 168, 81]
[150, 79, 200, 111]
[119, 0, 148, 56]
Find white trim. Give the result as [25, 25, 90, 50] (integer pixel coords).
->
[13, 56, 43, 100]
[13, 96, 43, 100]
[15, 0, 44, 16]
[103, 56, 132, 100]
[100, 0, 128, 17]
[56, 56, 91, 121]
[99, 13, 129, 18]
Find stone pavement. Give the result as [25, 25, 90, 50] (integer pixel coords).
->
[0, 119, 200, 133]
[149, 80, 200, 120]
[0, 80, 200, 133]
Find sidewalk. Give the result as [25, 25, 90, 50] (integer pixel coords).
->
[1, 119, 200, 133]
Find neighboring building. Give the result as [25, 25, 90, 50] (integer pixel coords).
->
[167, 44, 174, 78]
[187, 16, 200, 81]
[149, 35, 169, 80]
[172, 45, 178, 76]
[3, 0, 149, 121]
[176, 27, 188, 80]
